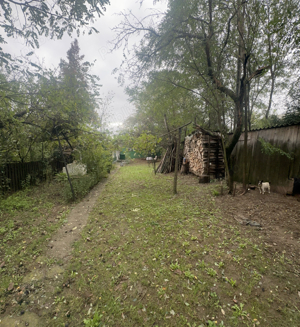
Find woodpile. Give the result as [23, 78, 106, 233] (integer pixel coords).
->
[156, 144, 179, 174]
[183, 129, 224, 178]
[156, 123, 224, 178]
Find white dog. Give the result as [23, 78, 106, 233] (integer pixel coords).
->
[258, 181, 270, 194]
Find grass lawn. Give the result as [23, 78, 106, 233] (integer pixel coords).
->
[49, 163, 300, 327]
[1, 162, 299, 327]
[0, 182, 70, 295]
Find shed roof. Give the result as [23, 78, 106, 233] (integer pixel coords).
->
[228, 121, 300, 135]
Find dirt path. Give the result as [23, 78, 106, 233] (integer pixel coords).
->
[0, 171, 115, 327]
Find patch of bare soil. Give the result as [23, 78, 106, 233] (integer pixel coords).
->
[0, 171, 115, 327]
[214, 184, 300, 273]
[47, 178, 107, 261]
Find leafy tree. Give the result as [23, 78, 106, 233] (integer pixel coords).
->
[59, 39, 100, 127]
[125, 71, 205, 135]
[0, 39, 104, 165]
[0, 0, 110, 68]
[112, 132, 135, 153]
[133, 132, 161, 157]
[282, 79, 300, 125]
[250, 112, 282, 130]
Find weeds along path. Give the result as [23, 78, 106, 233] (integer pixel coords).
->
[0, 169, 117, 327]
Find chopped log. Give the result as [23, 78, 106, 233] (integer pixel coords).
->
[199, 175, 210, 183]
[180, 161, 189, 175]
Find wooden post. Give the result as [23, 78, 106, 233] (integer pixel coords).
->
[216, 139, 219, 179]
[173, 127, 181, 194]
[208, 135, 211, 176]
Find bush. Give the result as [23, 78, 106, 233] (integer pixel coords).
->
[73, 134, 113, 180]
[62, 173, 99, 202]
[54, 172, 68, 182]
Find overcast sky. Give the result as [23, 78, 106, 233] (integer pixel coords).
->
[4, 0, 168, 130]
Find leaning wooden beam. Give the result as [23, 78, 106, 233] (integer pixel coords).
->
[160, 121, 192, 138]
[193, 123, 220, 137]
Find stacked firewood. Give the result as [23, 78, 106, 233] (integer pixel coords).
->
[183, 131, 224, 177]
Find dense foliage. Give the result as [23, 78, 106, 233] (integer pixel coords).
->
[0, 0, 110, 70]
[282, 79, 300, 125]
[0, 0, 114, 196]
[0, 39, 113, 196]
[114, 0, 299, 132]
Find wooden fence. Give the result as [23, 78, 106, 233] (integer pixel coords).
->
[230, 123, 300, 194]
[0, 160, 65, 193]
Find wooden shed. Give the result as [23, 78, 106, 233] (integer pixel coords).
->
[183, 127, 225, 179]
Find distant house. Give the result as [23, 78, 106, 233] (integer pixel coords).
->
[230, 123, 300, 194]
[112, 150, 125, 161]
[112, 149, 144, 161]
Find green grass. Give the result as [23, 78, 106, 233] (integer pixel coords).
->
[46, 163, 300, 327]
[1, 163, 299, 326]
[0, 182, 70, 297]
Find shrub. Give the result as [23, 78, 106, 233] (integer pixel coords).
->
[74, 134, 113, 180]
[54, 172, 68, 182]
[62, 173, 99, 202]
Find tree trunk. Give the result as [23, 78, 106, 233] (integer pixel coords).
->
[266, 62, 276, 119]
[243, 81, 248, 191]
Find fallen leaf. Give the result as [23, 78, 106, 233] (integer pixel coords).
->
[8, 283, 14, 291]
[170, 309, 175, 316]
[221, 308, 225, 315]
[173, 269, 182, 275]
